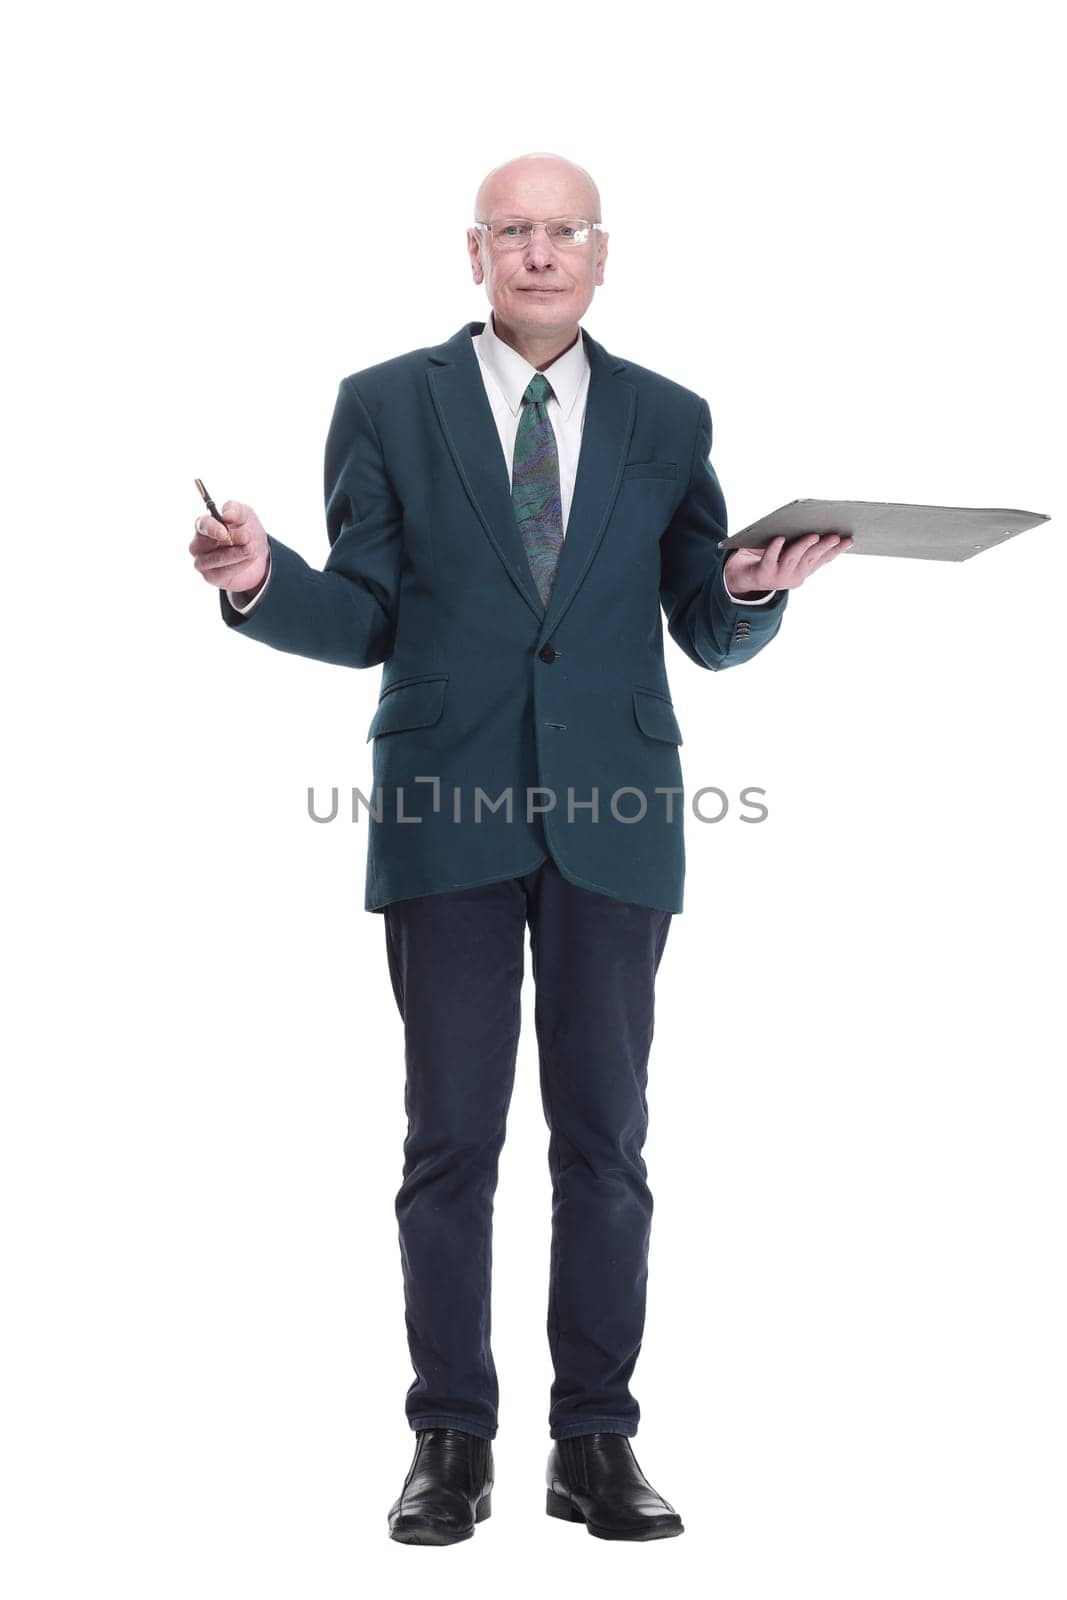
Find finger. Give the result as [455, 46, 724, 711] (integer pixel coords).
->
[219, 500, 254, 534]
[753, 535, 783, 573]
[192, 515, 223, 547]
[786, 532, 824, 558]
[191, 520, 250, 549]
[816, 533, 854, 551]
[194, 545, 260, 572]
[806, 534, 842, 561]
[733, 536, 783, 568]
[777, 532, 823, 575]
[806, 544, 844, 576]
[792, 536, 854, 583]
[189, 536, 249, 561]
[812, 533, 855, 564]
[193, 514, 234, 545]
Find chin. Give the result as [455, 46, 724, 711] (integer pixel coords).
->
[515, 295, 571, 313]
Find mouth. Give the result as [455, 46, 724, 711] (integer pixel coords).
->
[518, 286, 566, 294]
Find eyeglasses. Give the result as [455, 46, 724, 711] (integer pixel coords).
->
[474, 217, 602, 251]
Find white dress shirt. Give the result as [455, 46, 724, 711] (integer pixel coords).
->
[227, 311, 774, 612]
[471, 308, 590, 534]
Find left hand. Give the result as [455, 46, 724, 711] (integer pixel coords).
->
[725, 532, 854, 596]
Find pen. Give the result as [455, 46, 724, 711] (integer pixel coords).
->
[194, 477, 233, 544]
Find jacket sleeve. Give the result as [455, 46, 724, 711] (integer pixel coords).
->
[659, 397, 788, 671]
[217, 377, 402, 668]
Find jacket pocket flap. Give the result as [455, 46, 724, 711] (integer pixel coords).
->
[622, 460, 679, 479]
[633, 689, 683, 744]
[366, 675, 448, 742]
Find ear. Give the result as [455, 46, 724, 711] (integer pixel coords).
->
[594, 229, 609, 286]
[467, 228, 485, 285]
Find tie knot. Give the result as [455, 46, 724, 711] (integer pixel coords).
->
[522, 374, 553, 406]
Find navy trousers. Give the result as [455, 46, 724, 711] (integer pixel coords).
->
[383, 854, 673, 1442]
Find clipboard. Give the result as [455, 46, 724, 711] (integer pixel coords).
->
[718, 499, 1051, 562]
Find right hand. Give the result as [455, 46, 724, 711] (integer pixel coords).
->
[190, 500, 269, 596]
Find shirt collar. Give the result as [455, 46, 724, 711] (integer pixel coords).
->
[474, 307, 589, 421]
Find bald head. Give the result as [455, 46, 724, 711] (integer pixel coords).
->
[474, 152, 602, 223]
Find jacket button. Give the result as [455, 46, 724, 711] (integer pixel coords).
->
[539, 644, 557, 663]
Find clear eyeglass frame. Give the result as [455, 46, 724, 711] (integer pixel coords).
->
[474, 217, 603, 251]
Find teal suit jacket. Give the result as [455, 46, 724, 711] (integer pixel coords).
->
[220, 320, 789, 913]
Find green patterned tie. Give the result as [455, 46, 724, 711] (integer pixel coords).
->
[512, 373, 564, 607]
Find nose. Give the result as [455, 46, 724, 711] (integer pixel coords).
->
[522, 224, 559, 268]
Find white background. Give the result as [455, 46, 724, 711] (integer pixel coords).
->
[3, 1, 1064, 1595]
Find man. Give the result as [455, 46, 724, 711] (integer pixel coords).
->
[191, 151, 849, 1545]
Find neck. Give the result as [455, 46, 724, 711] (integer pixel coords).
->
[489, 310, 579, 371]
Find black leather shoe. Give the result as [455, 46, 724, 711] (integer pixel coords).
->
[388, 1427, 494, 1545]
[546, 1433, 684, 1540]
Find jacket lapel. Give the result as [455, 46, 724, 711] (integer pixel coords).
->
[426, 320, 636, 640]
[543, 327, 636, 639]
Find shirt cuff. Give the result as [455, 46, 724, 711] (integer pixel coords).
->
[226, 550, 272, 614]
